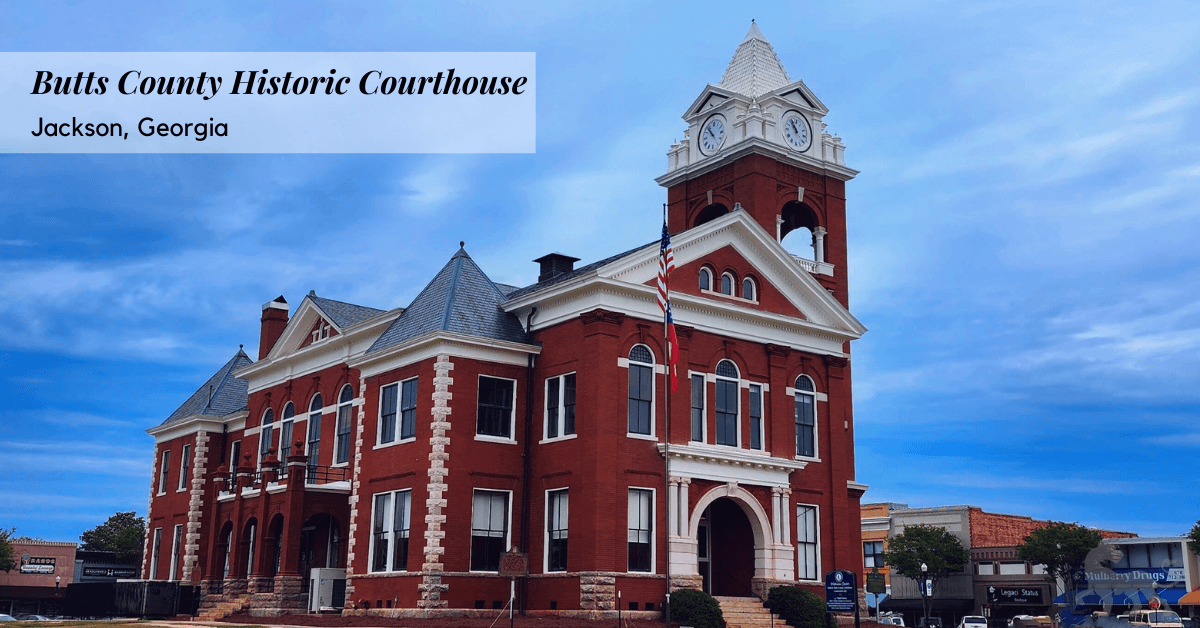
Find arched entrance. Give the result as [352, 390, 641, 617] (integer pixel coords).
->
[687, 484, 775, 597]
[700, 498, 756, 596]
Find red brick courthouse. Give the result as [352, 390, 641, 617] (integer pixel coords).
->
[142, 23, 869, 618]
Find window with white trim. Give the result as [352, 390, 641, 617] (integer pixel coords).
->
[477, 376, 516, 439]
[715, 360, 739, 446]
[720, 272, 734, 295]
[307, 394, 322, 472]
[370, 489, 411, 572]
[379, 378, 417, 445]
[279, 402, 295, 461]
[335, 384, 353, 465]
[797, 503, 819, 580]
[976, 562, 995, 575]
[628, 488, 653, 572]
[749, 383, 763, 450]
[229, 440, 241, 471]
[795, 375, 816, 458]
[627, 345, 654, 435]
[546, 489, 569, 572]
[545, 373, 576, 439]
[471, 490, 510, 571]
[259, 408, 275, 465]
[177, 444, 191, 492]
[169, 524, 183, 581]
[157, 450, 170, 495]
[998, 562, 1026, 575]
[699, 267, 712, 291]
[149, 527, 162, 579]
[742, 277, 756, 301]
[690, 374, 705, 442]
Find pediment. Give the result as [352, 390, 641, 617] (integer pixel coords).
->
[265, 298, 344, 360]
[762, 80, 828, 115]
[603, 211, 864, 338]
[683, 84, 747, 119]
[647, 245, 808, 321]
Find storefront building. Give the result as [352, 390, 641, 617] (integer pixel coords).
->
[0, 541, 76, 617]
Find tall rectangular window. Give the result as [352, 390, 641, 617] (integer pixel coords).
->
[335, 408, 352, 464]
[477, 376, 515, 439]
[797, 504, 818, 580]
[149, 527, 162, 579]
[795, 391, 816, 458]
[627, 362, 653, 435]
[471, 490, 510, 571]
[715, 378, 738, 446]
[379, 383, 398, 445]
[370, 490, 411, 572]
[749, 384, 763, 450]
[400, 378, 418, 440]
[306, 412, 321, 472]
[157, 450, 171, 495]
[169, 524, 183, 581]
[229, 440, 241, 470]
[547, 489, 569, 572]
[545, 373, 576, 439]
[279, 418, 293, 461]
[864, 541, 884, 569]
[690, 374, 705, 442]
[177, 444, 191, 492]
[627, 488, 653, 572]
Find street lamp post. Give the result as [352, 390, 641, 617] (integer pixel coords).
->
[921, 562, 930, 628]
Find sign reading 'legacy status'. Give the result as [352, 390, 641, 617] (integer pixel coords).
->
[988, 586, 1044, 605]
[826, 570, 858, 612]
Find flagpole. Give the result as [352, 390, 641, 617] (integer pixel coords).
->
[661, 203, 673, 626]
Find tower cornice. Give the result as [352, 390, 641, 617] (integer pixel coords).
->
[656, 136, 858, 188]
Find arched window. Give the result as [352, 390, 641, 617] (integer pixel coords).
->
[742, 277, 756, 301]
[259, 408, 275, 464]
[307, 393, 323, 472]
[280, 402, 295, 461]
[699, 267, 712, 291]
[627, 345, 654, 436]
[720, 272, 734, 295]
[795, 375, 816, 458]
[714, 360, 739, 446]
[335, 384, 354, 465]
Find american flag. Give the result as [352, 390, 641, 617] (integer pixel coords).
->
[658, 222, 679, 391]
[657, 222, 675, 313]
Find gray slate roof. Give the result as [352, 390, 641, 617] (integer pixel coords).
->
[504, 241, 654, 301]
[719, 21, 791, 98]
[159, 348, 253, 426]
[308, 293, 388, 329]
[367, 246, 529, 354]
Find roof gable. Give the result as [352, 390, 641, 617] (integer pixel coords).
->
[664, 245, 808, 321]
[367, 246, 528, 354]
[266, 292, 389, 360]
[159, 348, 252, 426]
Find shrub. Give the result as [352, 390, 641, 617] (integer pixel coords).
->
[766, 586, 834, 628]
[670, 588, 726, 628]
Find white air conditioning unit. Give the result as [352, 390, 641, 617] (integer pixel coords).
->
[308, 568, 347, 612]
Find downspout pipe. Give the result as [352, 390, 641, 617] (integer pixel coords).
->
[519, 306, 538, 616]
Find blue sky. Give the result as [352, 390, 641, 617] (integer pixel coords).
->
[2, 1, 1199, 542]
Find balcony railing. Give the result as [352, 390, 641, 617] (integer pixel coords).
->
[791, 254, 835, 277]
[217, 463, 348, 492]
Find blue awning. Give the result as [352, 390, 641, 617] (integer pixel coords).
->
[1056, 588, 1187, 607]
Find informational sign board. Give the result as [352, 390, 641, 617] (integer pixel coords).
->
[498, 550, 528, 577]
[866, 572, 887, 594]
[988, 586, 1044, 605]
[826, 570, 857, 612]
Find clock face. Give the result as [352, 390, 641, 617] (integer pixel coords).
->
[782, 112, 812, 151]
[699, 116, 726, 155]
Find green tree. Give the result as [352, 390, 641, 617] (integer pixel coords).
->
[0, 527, 16, 572]
[80, 512, 146, 562]
[882, 524, 970, 626]
[1187, 519, 1200, 555]
[1016, 522, 1102, 608]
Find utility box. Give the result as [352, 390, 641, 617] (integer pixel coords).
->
[307, 568, 346, 612]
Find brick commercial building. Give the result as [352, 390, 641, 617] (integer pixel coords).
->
[870, 504, 1136, 626]
[143, 22, 870, 618]
[0, 541, 75, 617]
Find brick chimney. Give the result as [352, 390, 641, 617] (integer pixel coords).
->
[258, 295, 289, 359]
[534, 253, 581, 282]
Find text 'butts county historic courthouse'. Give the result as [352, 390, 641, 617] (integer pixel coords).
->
[142, 23, 869, 618]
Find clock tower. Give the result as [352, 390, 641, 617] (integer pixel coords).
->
[657, 20, 857, 307]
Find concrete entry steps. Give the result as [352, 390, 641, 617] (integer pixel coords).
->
[714, 596, 784, 628]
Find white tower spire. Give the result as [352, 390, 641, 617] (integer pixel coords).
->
[719, 20, 791, 98]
